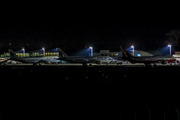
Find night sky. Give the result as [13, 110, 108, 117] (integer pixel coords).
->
[0, 2, 180, 54]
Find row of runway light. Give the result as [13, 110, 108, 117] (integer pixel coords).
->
[131, 44, 172, 56]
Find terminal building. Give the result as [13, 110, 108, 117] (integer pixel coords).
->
[0, 48, 59, 58]
[0, 49, 154, 58]
[93, 50, 153, 57]
[0, 52, 10, 58]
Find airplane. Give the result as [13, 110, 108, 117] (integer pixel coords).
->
[172, 51, 180, 63]
[0, 57, 9, 65]
[111, 52, 130, 64]
[119, 46, 176, 66]
[0, 58, 7, 62]
[7, 49, 61, 65]
[57, 48, 115, 66]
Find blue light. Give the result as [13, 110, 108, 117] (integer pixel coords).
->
[73, 48, 90, 56]
[137, 53, 141, 57]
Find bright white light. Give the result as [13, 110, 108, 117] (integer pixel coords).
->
[131, 45, 134, 56]
[42, 47, 45, 56]
[22, 48, 25, 57]
[168, 44, 171, 47]
[168, 44, 171, 55]
[89, 47, 93, 56]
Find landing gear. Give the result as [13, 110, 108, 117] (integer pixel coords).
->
[117, 62, 122, 65]
[145, 63, 156, 68]
[152, 63, 157, 67]
[0, 63, 5, 65]
[89, 63, 92, 66]
[83, 63, 87, 67]
[33, 62, 42, 65]
[145, 64, 149, 67]
[161, 59, 168, 65]
[33, 63, 37, 65]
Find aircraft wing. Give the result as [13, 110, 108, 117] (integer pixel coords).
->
[0, 59, 9, 65]
[59, 57, 102, 64]
[127, 57, 163, 63]
[119, 45, 169, 64]
[8, 58, 51, 65]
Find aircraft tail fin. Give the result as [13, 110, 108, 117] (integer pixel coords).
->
[57, 48, 68, 57]
[8, 49, 18, 58]
[120, 46, 133, 58]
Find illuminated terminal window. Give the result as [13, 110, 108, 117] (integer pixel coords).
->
[15, 53, 29, 57]
[45, 52, 58, 56]
[30, 52, 58, 57]
[25, 53, 29, 57]
[4, 53, 10, 57]
[54, 53, 58, 56]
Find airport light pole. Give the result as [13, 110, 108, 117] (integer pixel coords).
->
[131, 45, 134, 56]
[42, 47, 45, 56]
[22, 47, 25, 57]
[168, 44, 171, 55]
[90, 47, 93, 56]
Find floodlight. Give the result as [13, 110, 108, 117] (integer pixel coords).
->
[168, 44, 171, 47]
[168, 44, 171, 55]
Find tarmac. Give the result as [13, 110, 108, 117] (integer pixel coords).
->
[0, 63, 180, 119]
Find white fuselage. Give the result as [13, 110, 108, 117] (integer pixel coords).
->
[0, 58, 7, 62]
[13, 56, 61, 63]
[60, 56, 114, 64]
[92, 56, 114, 63]
[172, 53, 180, 62]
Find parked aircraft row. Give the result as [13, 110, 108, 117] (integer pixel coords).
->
[0, 46, 177, 66]
[0, 48, 115, 66]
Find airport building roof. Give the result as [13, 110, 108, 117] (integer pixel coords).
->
[131, 50, 153, 57]
[94, 50, 153, 57]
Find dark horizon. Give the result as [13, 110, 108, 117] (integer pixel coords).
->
[1, 2, 180, 54]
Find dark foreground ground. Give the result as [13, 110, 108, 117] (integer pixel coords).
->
[0, 65, 180, 119]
